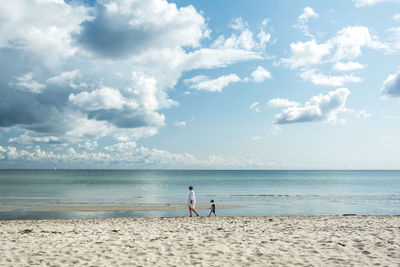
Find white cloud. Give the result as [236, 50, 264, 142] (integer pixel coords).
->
[0, 0, 268, 150]
[300, 69, 362, 86]
[212, 17, 271, 52]
[381, 67, 400, 97]
[282, 39, 330, 68]
[267, 98, 300, 109]
[230, 17, 247, 31]
[47, 69, 81, 87]
[252, 136, 264, 141]
[257, 30, 271, 50]
[76, 0, 207, 57]
[249, 102, 261, 112]
[184, 48, 263, 71]
[8, 73, 46, 94]
[299, 7, 319, 21]
[104, 141, 137, 152]
[0, 143, 268, 169]
[353, 0, 400, 7]
[271, 88, 351, 124]
[251, 66, 272, 82]
[184, 74, 241, 92]
[329, 26, 383, 61]
[78, 140, 98, 151]
[332, 61, 366, 71]
[294, 7, 319, 37]
[213, 29, 256, 51]
[8, 133, 62, 145]
[385, 27, 400, 52]
[282, 26, 384, 69]
[394, 13, 400, 20]
[69, 87, 130, 111]
[174, 121, 186, 127]
[0, 0, 88, 61]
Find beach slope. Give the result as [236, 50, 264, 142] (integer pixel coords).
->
[1, 215, 399, 266]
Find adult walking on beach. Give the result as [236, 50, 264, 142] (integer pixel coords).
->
[188, 185, 199, 217]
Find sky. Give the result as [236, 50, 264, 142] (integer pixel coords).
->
[0, 0, 400, 169]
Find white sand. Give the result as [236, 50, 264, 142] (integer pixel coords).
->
[1, 215, 399, 266]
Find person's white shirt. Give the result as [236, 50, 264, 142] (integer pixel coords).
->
[188, 189, 196, 208]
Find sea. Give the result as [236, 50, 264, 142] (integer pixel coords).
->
[0, 170, 399, 220]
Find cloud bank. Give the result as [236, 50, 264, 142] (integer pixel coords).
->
[0, 0, 266, 145]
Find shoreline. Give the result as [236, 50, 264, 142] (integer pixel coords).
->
[1, 213, 399, 222]
[1, 215, 399, 266]
[36, 204, 241, 212]
[0, 204, 241, 213]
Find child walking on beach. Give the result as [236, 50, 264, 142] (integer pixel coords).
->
[188, 185, 199, 217]
[208, 200, 216, 217]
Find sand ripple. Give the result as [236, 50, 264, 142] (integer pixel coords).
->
[1, 215, 399, 266]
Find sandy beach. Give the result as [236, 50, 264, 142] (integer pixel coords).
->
[1, 215, 399, 266]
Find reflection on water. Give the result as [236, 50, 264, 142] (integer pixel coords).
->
[0, 170, 400, 220]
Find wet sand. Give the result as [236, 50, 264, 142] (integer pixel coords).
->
[35, 204, 240, 212]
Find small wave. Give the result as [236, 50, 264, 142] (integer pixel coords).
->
[230, 194, 299, 197]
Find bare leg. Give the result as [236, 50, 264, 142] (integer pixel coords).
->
[189, 207, 193, 217]
[192, 208, 199, 217]
[208, 210, 212, 217]
[214, 211, 217, 217]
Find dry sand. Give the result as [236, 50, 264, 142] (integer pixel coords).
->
[1, 215, 399, 266]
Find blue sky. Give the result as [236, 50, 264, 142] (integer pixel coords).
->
[1, 0, 400, 169]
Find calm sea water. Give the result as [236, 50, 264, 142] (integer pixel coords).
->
[0, 170, 399, 220]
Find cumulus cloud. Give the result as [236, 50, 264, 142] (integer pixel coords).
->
[300, 69, 362, 86]
[282, 39, 330, 68]
[8, 73, 46, 94]
[271, 88, 351, 124]
[281, 25, 386, 87]
[0, 0, 267, 151]
[184, 74, 241, 92]
[381, 67, 400, 97]
[212, 17, 271, 51]
[283, 26, 382, 68]
[74, 0, 207, 58]
[69, 87, 129, 111]
[330, 26, 384, 61]
[251, 66, 272, 82]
